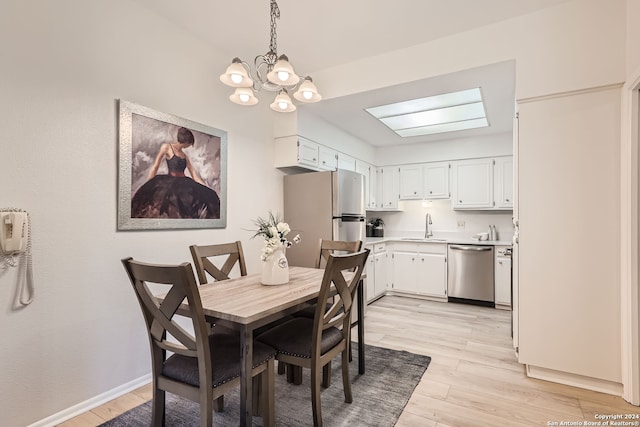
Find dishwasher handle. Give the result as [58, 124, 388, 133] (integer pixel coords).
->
[449, 245, 493, 252]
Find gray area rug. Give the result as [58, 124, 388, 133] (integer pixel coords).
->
[99, 344, 430, 427]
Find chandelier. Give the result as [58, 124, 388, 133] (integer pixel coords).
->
[219, 0, 321, 113]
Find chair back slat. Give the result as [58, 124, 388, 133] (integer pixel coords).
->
[312, 249, 370, 357]
[190, 241, 247, 285]
[314, 239, 363, 269]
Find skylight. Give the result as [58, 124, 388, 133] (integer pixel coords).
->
[365, 87, 489, 138]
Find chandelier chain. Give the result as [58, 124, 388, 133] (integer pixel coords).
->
[269, 0, 280, 55]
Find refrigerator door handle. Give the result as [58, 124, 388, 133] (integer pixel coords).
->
[336, 215, 365, 222]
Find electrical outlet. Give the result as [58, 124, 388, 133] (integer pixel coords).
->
[457, 220, 465, 229]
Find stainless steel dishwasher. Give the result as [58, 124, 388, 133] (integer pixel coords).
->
[447, 244, 494, 306]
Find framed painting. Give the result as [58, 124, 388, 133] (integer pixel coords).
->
[118, 100, 227, 230]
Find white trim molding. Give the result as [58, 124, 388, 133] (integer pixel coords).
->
[527, 365, 623, 397]
[621, 64, 640, 406]
[28, 374, 151, 427]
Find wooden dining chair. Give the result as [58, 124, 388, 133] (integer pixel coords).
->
[121, 257, 276, 427]
[190, 241, 291, 375]
[296, 239, 363, 320]
[257, 249, 370, 427]
[289, 239, 363, 385]
[189, 241, 247, 285]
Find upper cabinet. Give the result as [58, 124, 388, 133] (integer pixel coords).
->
[272, 135, 342, 172]
[495, 156, 513, 209]
[377, 167, 399, 210]
[451, 158, 494, 209]
[274, 135, 320, 170]
[338, 153, 356, 172]
[423, 162, 450, 199]
[450, 156, 513, 210]
[398, 162, 450, 200]
[399, 165, 423, 200]
[318, 146, 338, 171]
[355, 160, 377, 210]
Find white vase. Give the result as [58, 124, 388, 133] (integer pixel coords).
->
[261, 246, 289, 285]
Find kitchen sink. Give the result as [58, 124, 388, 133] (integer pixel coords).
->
[401, 237, 447, 242]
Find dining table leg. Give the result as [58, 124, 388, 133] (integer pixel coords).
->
[240, 324, 253, 426]
[357, 279, 365, 374]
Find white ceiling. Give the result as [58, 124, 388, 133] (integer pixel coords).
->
[133, 0, 571, 146]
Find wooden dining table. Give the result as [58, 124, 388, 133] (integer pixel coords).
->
[188, 266, 366, 427]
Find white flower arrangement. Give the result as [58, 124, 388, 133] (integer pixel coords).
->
[251, 212, 301, 261]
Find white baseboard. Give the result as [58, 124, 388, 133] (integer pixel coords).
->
[28, 374, 152, 427]
[526, 365, 623, 397]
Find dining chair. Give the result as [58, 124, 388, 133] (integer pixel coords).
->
[189, 241, 247, 285]
[190, 241, 290, 375]
[121, 257, 276, 427]
[290, 239, 363, 385]
[256, 249, 370, 427]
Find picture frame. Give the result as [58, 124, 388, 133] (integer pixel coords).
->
[117, 100, 227, 230]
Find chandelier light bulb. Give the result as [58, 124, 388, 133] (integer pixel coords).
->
[230, 73, 244, 84]
[277, 71, 290, 82]
[270, 89, 296, 112]
[293, 77, 322, 103]
[230, 87, 258, 106]
[220, 58, 253, 88]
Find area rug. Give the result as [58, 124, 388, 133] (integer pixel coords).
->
[99, 344, 430, 427]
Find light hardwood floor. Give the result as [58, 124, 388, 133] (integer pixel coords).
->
[59, 296, 638, 426]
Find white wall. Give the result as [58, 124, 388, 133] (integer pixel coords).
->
[313, 0, 625, 102]
[0, 1, 283, 426]
[374, 133, 512, 166]
[627, 0, 640, 75]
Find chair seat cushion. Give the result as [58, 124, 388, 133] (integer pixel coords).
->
[162, 333, 276, 388]
[256, 318, 343, 359]
[293, 303, 333, 319]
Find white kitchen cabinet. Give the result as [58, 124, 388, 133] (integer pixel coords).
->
[274, 135, 320, 169]
[364, 249, 376, 303]
[377, 167, 399, 209]
[391, 242, 447, 298]
[495, 156, 513, 209]
[338, 153, 356, 171]
[372, 243, 388, 299]
[423, 162, 450, 199]
[356, 160, 376, 210]
[450, 158, 494, 209]
[494, 245, 512, 308]
[419, 253, 447, 297]
[392, 250, 421, 293]
[399, 165, 423, 200]
[318, 146, 338, 171]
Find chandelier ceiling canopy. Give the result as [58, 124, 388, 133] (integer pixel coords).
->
[219, 0, 321, 113]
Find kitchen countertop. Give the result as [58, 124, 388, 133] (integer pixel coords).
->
[364, 237, 513, 246]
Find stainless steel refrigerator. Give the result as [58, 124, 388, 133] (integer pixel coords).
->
[284, 169, 366, 268]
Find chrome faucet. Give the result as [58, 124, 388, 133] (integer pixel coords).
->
[425, 213, 433, 238]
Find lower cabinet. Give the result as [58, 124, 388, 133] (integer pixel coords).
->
[391, 243, 447, 299]
[494, 245, 512, 308]
[365, 243, 388, 303]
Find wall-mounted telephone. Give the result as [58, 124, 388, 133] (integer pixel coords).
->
[1, 208, 34, 306]
[0, 211, 28, 254]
